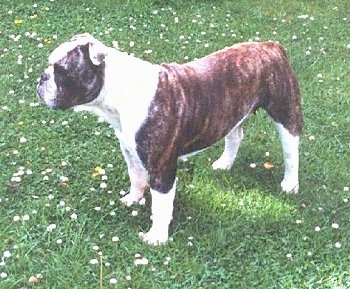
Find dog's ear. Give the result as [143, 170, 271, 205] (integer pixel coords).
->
[88, 41, 108, 66]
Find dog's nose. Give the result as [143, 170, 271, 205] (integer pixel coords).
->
[40, 72, 50, 83]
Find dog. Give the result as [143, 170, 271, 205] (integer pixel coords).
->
[37, 33, 302, 245]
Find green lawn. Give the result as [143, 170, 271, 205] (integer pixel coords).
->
[1, 0, 349, 288]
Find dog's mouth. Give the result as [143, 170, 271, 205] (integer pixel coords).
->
[36, 77, 61, 109]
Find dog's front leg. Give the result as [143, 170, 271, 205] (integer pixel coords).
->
[141, 180, 176, 245]
[119, 144, 149, 206]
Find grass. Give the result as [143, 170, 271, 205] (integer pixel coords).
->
[0, 0, 349, 288]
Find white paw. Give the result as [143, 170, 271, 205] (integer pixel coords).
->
[120, 193, 140, 207]
[212, 157, 233, 170]
[139, 228, 168, 245]
[281, 179, 299, 194]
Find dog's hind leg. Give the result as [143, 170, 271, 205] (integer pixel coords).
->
[212, 125, 244, 170]
[274, 122, 300, 193]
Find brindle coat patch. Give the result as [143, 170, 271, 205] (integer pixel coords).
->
[136, 42, 302, 193]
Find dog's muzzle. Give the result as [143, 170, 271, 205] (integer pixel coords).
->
[37, 71, 53, 104]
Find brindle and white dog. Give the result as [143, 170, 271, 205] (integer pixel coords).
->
[37, 33, 302, 245]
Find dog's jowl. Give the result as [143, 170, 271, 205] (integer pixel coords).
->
[37, 33, 303, 245]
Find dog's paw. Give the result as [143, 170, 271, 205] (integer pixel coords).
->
[139, 229, 168, 246]
[120, 193, 141, 207]
[212, 158, 233, 170]
[281, 179, 299, 194]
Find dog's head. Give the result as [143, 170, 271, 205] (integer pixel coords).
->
[37, 33, 108, 109]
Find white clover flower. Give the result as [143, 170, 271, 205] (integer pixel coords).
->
[134, 257, 149, 266]
[314, 226, 321, 232]
[334, 242, 341, 248]
[3, 251, 11, 258]
[13, 216, 20, 222]
[46, 224, 57, 232]
[297, 15, 309, 19]
[109, 278, 117, 284]
[163, 256, 172, 265]
[112, 236, 119, 242]
[59, 176, 69, 182]
[0, 272, 8, 279]
[331, 223, 339, 229]
[11, 176, 21, 182]
[70, 213, 77, 220]
[89, 259, 99, 265]
[22, 214, 30, 221]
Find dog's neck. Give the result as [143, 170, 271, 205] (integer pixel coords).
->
[74, 48, 161, 145]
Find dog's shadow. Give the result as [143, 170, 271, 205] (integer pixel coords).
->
[167, 140, 301, 240]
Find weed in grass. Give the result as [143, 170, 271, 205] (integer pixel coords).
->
[1, 0, 350, 288]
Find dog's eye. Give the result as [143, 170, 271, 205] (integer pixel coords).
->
[54, 63, 67, 74]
